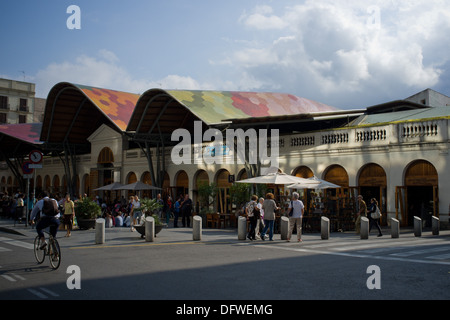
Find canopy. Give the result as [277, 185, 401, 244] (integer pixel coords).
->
[114, 181, 161, 191]
[287, 176, 341, 189]
[94, 182, 124, 191]
[236, 172, 320, 186]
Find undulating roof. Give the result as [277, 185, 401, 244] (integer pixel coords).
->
[127, 89, 338, 137]
[166, 90, 337, 124]
[0, 123, 43, 160]
[40, 83, 139, 146]
[0, 123, 42, 145]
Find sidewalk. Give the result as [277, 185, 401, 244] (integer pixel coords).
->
[1, 217, 448, 248]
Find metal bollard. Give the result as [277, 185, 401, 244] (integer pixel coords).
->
[414, 216, 422, 237]
[238, 216, 247, 240]
[193, 215, 202, 241]
[390, 218, 400, 238]
[280, 216, 289, 240]
[432, 216, 439, 236]
[321, 216, 330, 240]
[360, 216, 369, 239]
[145, 216, 155, 242]
[95, 218, 105, 244]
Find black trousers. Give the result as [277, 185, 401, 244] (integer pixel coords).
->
[247, 216, 257, 239]
[182, 211, 191, 227]
[369, 216, 382, 235]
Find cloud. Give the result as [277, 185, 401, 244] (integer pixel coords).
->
[229, 1, 450, 108]
[34, 50, 209, 97]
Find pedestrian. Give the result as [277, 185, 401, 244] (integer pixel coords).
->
[245, 195, 260, 241]
[63, 193, 75, 237]
[355, 195, 367, 234]
[165, 195, 173, 225]
[368, 198, 383, 237]
[181, 194, 192, 227]
[255, 197, 265, 239]
[156, 193, 164, 218]
[173, 195, 182, 227]
[261, 193, 279, 241]
[286, 192, 304, 242]
[130, 195, 142, 231]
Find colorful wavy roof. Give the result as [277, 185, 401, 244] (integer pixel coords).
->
[76, 84, 140, 131]
[165, 90, 337, 124]
[0, 123, 43, 145]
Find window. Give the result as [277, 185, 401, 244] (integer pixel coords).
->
[0, 96, 7, 109]
[19, 115, 26, 123]
[0, 113, 6, 124]
[19, 98, 28, 112]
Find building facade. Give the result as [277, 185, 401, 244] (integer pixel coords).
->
[0, 83, 449, 229]
[0, 78, 37, 124]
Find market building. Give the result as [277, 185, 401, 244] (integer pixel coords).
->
[0, 82, 449, 230]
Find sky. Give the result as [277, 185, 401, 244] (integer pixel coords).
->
[1, 0, 450, 109]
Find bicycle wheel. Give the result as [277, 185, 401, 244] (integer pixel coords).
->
[33, 236, 45, 264]
[48, 238, 61, 270]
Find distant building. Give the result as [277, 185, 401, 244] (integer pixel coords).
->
[0, 78, 45, 124]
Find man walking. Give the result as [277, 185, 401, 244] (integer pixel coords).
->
[355, 195, 367, 234]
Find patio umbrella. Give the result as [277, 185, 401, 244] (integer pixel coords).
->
[236, 172, 320, 186]
[287, 176, 341, 189]
[114, 181, 161, 191]
[94, 182, 124, 191]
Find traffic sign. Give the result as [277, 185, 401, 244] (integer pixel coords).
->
[29, 150, 43, 164]
[22, 161, 34, 175]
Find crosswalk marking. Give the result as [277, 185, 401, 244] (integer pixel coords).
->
[427, 253, 450, 260]
[0, 236, 34, 250]
[0, 246, 12, 252]
[255, 236, 450, 265]
[390, 246, 450, 257]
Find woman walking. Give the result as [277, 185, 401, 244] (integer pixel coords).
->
[245, 195, 259, 241]
[63, 193, 75, 237]
[368, 198, 383, 237]
[260, 193, 279, 241]
[286, 192, 304, 242]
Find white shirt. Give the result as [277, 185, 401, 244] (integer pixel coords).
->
[288, 199, 304, 218]
[30, 197, 61, 220]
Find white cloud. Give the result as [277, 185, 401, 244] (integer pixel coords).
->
[34, 50, 209, 97]
[228, 1, 450, 108]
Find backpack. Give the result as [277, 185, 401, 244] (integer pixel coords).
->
[42, 198, 59, 216]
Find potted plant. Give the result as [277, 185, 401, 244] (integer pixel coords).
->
[134, 198, 165, 238]
[74, 197, 101, 229]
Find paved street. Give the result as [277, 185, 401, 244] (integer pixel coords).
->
[0, 219, 449, 302]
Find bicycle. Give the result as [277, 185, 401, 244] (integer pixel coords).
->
[33, 228, 61, 270]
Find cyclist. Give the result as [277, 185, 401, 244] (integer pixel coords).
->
[30, 191, 60, 249]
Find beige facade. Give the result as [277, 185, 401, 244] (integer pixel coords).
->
[0, 78, 36, 124]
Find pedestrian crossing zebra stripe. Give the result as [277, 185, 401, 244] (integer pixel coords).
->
[256, 243, 450, 266]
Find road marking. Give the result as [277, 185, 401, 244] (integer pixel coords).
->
[27, 288, 48, 299]
[256, 244, 450, 266]
[1, 274, 17, 282]
[39, 287, 59, 297]
[10, 273, 26, 280]
[390, 247, 450, 257]
[427, 253, 450, 260]
[0, 236, 34, 250]
[0, 246, 12, 252]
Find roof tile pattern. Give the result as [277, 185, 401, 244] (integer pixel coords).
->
[167, 90, 337, 124]
[77, 84, 140, 131]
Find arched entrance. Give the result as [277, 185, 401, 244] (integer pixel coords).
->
[358, 163, 387, 225]
[292, 165, 314, 212]
[175, 170, 189, 198]
[215, 169, 232, 214]
[400, 160, 438, 227]
[97, 147, 115, 202]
